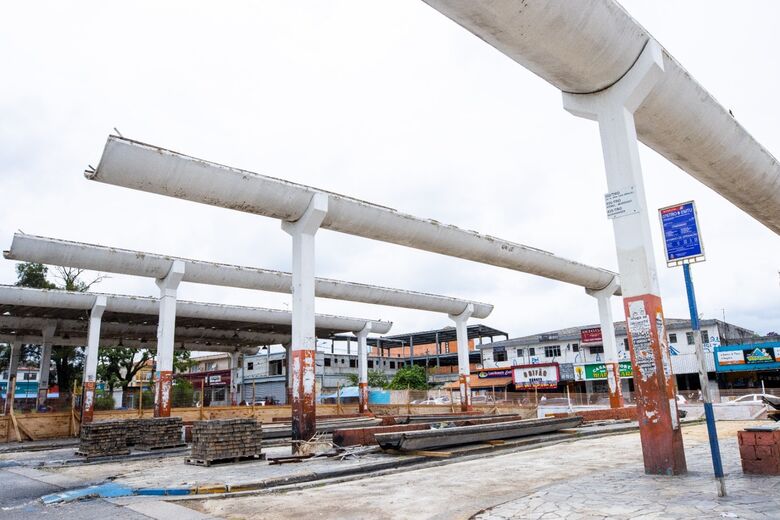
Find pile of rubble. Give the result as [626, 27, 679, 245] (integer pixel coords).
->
[189, 418, 263, 465]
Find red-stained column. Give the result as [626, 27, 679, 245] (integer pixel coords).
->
[450, 304, 474, 412]
[356, 323, 372, 414]
[564, 41, 686, 475]
[81, 296, 107, 424]
[153, 260, 185, 418]
[282, 193, 328, 454]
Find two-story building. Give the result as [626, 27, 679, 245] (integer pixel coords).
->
[478, 318, 755, 398]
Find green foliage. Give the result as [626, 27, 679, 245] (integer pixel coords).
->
[142, 389, 155, 408]
[15, 262, 56, 289]
[98, 348, 153, 393]
[93, 392, 116, 411]
[172, 378, 195, 407]
[345, 370, 389, 388]
[173, 350, 194, 373]
[387, 365, 428, 390]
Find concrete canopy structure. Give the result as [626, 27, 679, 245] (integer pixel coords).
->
[0, 285, 390, 420]
[422, 0, 780, 236]
[85, 135, 626, 440]
[5, 232, 493, 415]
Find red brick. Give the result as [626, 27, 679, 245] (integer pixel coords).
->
[755, 431, 776, 446]
[755, 445, 774, 460]
[739, 431, 756, 446]
[739, 444, 756, 461]
[742, 457, 780, 475]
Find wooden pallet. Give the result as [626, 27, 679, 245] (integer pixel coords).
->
[135, 443, 187, 451]
[185, 453, 266, 467]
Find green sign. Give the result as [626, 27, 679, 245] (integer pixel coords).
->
[580, 361, 633, 380]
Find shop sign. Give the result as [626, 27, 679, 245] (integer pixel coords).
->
[513, 363, 559, 389]
[538, 333, 558, 342]
[580, 327, 603, 345]
[477, 369, 512, 379]
[558, 363, 575, 382]
[574, 361, 633, 381]
[658, 201, 705, 267]
[207, 375, 222, 384]
[715, 343, 780, 372]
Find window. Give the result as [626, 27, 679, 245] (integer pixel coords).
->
[390, 361, 396, 369]
[341, 358, 345, 364]
[247, 362, 254, 371]
[269, 360, 283, 375]
[324, 358, 331, 367]
[686, 332, 695, 345]
[23, 372, 37, 381]
[515, 348, 524, 358]
[571, 343, 579, 353]
[544, 345, 561, 358]
[701, 330, 710, 344]
[528, 348, 535, 356]
[349, 359, 357, 368]
[590, 345, 604, 354]
[624, 338, 630, 351]
[494, 350, 508, 362]
[668, 333, 678, 343]
[368, 360, 374, 369]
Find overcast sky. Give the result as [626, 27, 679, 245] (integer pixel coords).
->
[1, 1, 778, 349]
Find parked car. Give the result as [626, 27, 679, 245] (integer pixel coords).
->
[470, 395, 495, 404]
[725, 393, 773, 405]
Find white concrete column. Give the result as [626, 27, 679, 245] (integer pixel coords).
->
[356, 323, 372, 414]
[563, 40, 686, 475]
[230, 350, 241, 405]
[449, 304, 474, 411]
[586, 276, 623, 408]
[282, 193, 328, 450]
[154, 260, 185, 417]
[81, 295, 107, 423]
[36, 323, 57, 410]
[4, 340, 22, 415]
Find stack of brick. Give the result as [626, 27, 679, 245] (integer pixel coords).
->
[77, 420, 130, 458]
[738, 428, 780, 475]
[191, 419, 263, 462]
[135, 417, 184, 450]
[124, 418, 142, 446]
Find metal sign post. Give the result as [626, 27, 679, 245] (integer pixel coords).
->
[659, 201, 725, 496]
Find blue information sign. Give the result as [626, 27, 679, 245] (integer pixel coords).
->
[658, 201, 704, 266]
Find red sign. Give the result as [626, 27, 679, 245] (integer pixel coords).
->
[580, 327, 603, 345]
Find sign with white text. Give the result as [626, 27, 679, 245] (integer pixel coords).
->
[659, 201, 705, 266]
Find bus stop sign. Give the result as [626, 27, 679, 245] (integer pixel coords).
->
[659, 201, 705, 267]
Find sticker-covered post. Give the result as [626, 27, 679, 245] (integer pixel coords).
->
[659, 201, 725, 496]
[564, 40, 686, 475]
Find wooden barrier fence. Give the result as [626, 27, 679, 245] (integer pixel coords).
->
[1, 403, 535, 443]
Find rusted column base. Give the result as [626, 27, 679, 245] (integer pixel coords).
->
[606, 361, 625, 409]
[81, 381, 96, 423]
[459, 374, 472, 412]
[291, 349, 317, 454]
[358, 382, 369, 414]
[624, 294, 686, 475]
[153, 371, 173, 418]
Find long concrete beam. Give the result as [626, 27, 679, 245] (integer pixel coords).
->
[0, 315, 286, 346]
[421, 0, 780, 235]
[0, 333, 259, 354]
[0, 285, 392, 335]
[86, 136, 618, 291]
[4, 233, 493, 319]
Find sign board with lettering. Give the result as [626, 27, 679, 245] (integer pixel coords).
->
[658, 201, 705, 267]
[574, 361, 633, 381]
[580, 327, 603, 345]
[513, 363, 559, 390]
[477, 369, 513, 379]
[605, 186, 639, 219]
[715, 343, 780, 373]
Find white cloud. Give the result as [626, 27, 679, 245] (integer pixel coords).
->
[0, 0, 777, 342]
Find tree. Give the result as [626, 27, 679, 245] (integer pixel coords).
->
[345, 370, 389, 388]
[98, 348, 193, 403]
[387, 365, 428, 390]
[11, 261, 104, 395]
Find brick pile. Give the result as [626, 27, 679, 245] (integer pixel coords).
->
[191, 419, 263, 462]
[738, 428, 780, 475]
[135, 417, 184, 450]
[77, 420, 130, 458]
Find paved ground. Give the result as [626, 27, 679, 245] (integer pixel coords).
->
[183, 421, 780, 520]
